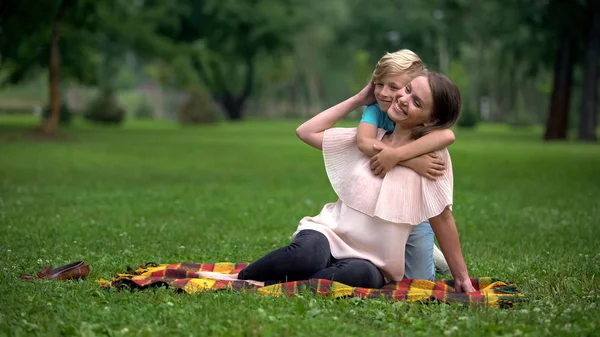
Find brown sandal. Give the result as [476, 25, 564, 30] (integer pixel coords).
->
[21, 261, 90, 281]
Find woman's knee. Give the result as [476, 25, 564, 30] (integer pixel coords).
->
[288, 230, 331, 265]
[238, 231, 330, 281]
[311, 259, 385, 288]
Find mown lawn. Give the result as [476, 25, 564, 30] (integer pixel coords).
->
[1, 116, 599, 336]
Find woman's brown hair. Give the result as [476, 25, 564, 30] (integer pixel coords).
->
[412, 72, 461, 139]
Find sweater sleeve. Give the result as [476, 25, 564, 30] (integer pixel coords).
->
[322, 127, 453, 224]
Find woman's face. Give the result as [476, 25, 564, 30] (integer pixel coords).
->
[387, 76, 434, 126]
[374, 74, 408, 112]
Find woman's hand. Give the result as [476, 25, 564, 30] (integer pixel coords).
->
[354, 81, 377, 107]
[401, 153, 445, 180]
[454, 278, 476, 293]
[429, 207, 474, 294]
[370, 144, 398, 178]
[296, 93, 364, 150]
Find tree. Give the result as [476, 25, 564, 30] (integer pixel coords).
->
[543, 0, 588, 140]
[579, 0, 600, 141]
[545, 33, 575, 140]
[163, 0, 307, 120]
[43, 0, 75, 134]
[0, 0, 177, 133]
[1, 0, 72, 135]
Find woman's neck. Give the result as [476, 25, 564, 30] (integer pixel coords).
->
[386, 125, 413, 146]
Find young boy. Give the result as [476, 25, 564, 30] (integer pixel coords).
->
[357, 49, 453, 276]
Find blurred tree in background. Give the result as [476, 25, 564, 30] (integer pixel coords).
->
[0, 0, 597, 140]
[0, 0, 177, 132]
[160, 0, 308, 120]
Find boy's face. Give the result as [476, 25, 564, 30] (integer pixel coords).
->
[373, 74, 409, 112]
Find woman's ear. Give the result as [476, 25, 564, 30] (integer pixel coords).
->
[424, 118, 438, 127]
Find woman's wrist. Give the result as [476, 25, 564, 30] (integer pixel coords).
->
[350, 94, 368, 108]
[448, 260, 470, 282]
[452, 269, 471, 283]
[455, 274, 471, 282]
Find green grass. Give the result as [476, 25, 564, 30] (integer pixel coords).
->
[1, 116, 599, 336]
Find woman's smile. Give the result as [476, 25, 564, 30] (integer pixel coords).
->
[390, 99, 409, 120]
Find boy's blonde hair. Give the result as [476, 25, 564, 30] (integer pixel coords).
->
[372, 49, 426, 82]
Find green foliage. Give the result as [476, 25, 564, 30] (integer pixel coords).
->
[506, 91, 536, 127]
[41, 103, 72, 126]
[506, 112, 536, 128]
[158, 0, 312, 119]
[1, 0, 596, 129]
[448, 60, 468, 97]
[178, 88, 217, 125]
[0, 119, 600, 335]
[0, 1, 57, 84]
[350, 50, 373, 93]
[135, 99, 154, 120]
[262, 56, 295, 84]
[457, 108, 478, 129]
[0, 0, 178, 86]
[175, 0, 305, 57]
[84, 93, 125, 124]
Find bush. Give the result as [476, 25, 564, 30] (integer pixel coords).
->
[84, 93, 125, 124]
[41, 103, 72, 125]
[506, 110, 535, 127]
[178, 88, 216, 125]
[457, 107, 478, 128]
[135, 99, 154, 119]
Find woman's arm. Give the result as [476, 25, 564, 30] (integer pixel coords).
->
[297, 83, 375, 150]
[429, 207, 475, 293]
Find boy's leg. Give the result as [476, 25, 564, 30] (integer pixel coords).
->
[433, 244, 450, 273]
[404, 221, 436, 281]
[310, 258, 385, 289]
[238, 230, 331, 283]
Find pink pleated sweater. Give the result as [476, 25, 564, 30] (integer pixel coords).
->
[294, 128, 453, 281]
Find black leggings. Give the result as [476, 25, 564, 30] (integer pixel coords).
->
[238, 230, 385, 288]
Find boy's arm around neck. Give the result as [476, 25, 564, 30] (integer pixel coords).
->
[357, 122, 389, 157]
[395, 129, 456, 162]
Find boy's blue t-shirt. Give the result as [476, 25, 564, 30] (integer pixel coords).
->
[360, 103, 395, 132]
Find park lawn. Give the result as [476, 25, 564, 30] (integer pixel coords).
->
[0, 116, 599, 336]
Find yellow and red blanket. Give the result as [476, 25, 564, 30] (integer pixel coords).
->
[99, 262, 526, 308]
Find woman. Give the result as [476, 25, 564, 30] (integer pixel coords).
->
[238, 72, 475, 293]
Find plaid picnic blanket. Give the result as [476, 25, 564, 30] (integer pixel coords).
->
[98, 262, 527, 308]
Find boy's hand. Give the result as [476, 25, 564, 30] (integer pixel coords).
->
[354, 82, 376, 107]
[404, 153, 445, 180]
[370, 144, 399, 178]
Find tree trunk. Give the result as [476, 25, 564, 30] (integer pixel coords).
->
[40, 0, 73, 135]
[504, 58, 517, 122]
[220, 56, 254, 121]
[544, 32, 575, 140]
[437, 35, 449, 75]
[220, 96, 243, 120]
[306, 71, 321, 117]
[579, 0, 600, 141]
[194, 54, 255, 121]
